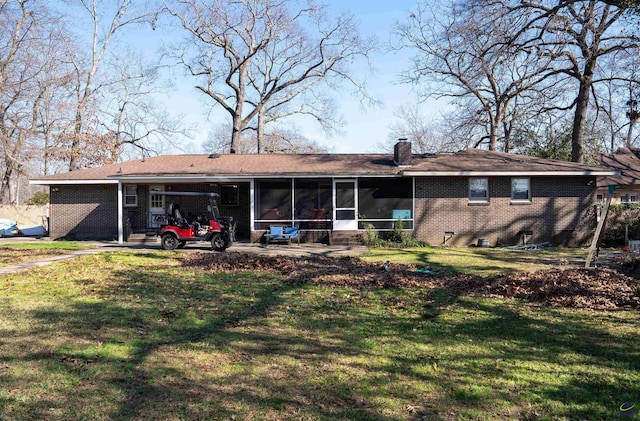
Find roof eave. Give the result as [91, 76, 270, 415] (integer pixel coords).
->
[29, 172, 407, 185]
[29, 179, 119, 185]
[401, 170, 619, 177]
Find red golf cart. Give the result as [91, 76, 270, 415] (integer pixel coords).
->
[152, 191, 236, 251]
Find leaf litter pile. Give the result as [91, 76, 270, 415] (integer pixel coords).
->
[182, 252, 640, 310]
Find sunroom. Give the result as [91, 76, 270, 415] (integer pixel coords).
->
[251, 177, 414, 243]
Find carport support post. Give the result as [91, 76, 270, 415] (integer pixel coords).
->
[117, 182, 123, 244]
[585, 185, 615, 268]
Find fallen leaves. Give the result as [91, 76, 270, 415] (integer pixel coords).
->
[182, 252, 640, 310]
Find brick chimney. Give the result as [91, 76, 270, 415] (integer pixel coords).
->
[394, 139, 412, 166]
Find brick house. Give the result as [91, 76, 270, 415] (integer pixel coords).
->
[30, 142, 616, 246]
[598, 148, 640, 204]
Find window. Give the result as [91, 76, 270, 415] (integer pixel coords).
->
[220, 184, 239, 206]
[358, 178, 413, 229]
[124, 185, 138, 207]
[294, 179, 332, 219]
[469, 178, 488, 202]
[596, 193, 604, 203]
[511, 178, 530, 201]
[255, 179, 291, 221]
[621, 193, 638, 208]
[150, 187, 163, 208]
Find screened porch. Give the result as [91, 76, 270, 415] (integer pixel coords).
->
[252, 177, 414, 238]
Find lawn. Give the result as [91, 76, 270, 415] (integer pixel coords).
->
[0, 249, 638, 420]
[362, 247, 589, 277]
[0, 241, 95, 267]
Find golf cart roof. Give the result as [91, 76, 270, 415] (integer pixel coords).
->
[153, 191, 220, 198]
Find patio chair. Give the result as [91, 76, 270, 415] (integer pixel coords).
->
[284, 226, 300, 245]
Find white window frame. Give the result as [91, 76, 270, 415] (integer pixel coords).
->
[124, 184, 138, 207]
[511, 178, 531, 202]
[468, 177, 489, 202]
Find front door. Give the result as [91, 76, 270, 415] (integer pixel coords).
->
[149, 185, 165, 228]
[333, 180, 357, 230]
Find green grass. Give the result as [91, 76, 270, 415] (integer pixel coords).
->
[0, 242, 97, 267]
[0, 250, 638, 420]
[362, 246, 587, 276]
[0, 241, 96, 250]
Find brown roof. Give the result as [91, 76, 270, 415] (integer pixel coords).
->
[402, 149, 614, 175]
[31, 149, 616, 184]
[598, 148, 640, 187]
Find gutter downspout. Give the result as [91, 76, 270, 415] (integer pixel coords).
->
[117, 182, 123, 244]
[249, 179, 255, 233]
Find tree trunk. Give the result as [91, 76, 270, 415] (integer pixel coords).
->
[229, 63, 249, 154]
[230, 117, 241, 154]
[571, 78, 592, 163]
[488, 113, 498, 151]
[503, 121, 512, 153]
[68, 109, 84, 171]
[572, 54, 596, 163]
[0, 161, 14, 204]
[627, 118, 638, 148]
[257, 108, 265, 154]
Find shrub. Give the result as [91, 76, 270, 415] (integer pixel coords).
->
[601, 205, 640, 246]
[26, 191, 49, 206]
[363, 219, 429, 248]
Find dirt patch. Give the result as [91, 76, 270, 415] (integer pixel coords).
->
[183, 252, 640, 310]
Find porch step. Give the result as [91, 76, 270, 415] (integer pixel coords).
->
[126, 232, 159, 244]
[328, 231, 364, 246]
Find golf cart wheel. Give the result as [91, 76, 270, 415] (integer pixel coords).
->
[161, 234, 179, 250]
[211, 233, 227, 252]
[177, 241, 187, 249]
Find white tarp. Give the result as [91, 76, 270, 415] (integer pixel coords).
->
[0, 218, 18, 237]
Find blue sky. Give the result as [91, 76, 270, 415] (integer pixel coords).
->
[310, 0, 420, 153]
[136, 0, 444, 154]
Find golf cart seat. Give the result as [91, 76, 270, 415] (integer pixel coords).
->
[167, 203, 189, 228]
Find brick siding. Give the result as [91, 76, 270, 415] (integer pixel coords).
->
[50, 184, 118, 240]
[414, 176, 597, 247]
[50, 176, 597, 246]
[125, 182, 249, 239]
[124, 184, 148, 232]
[165, 183, 251, 240]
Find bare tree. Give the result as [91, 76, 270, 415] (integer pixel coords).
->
[0, 0, 60, 202]
[203, 121, 328, 154]
[587, 49, 640, 151]
[99, 50, 188, 160]
[504, 0, 639, 162]
[57, 0, 162, 170]
[394, 1, 561, 152]
[166, 0, 374, 154]
[35, 62, 75, 176]
[247, 80, 344, 153]
[380, 103, 447, 154]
